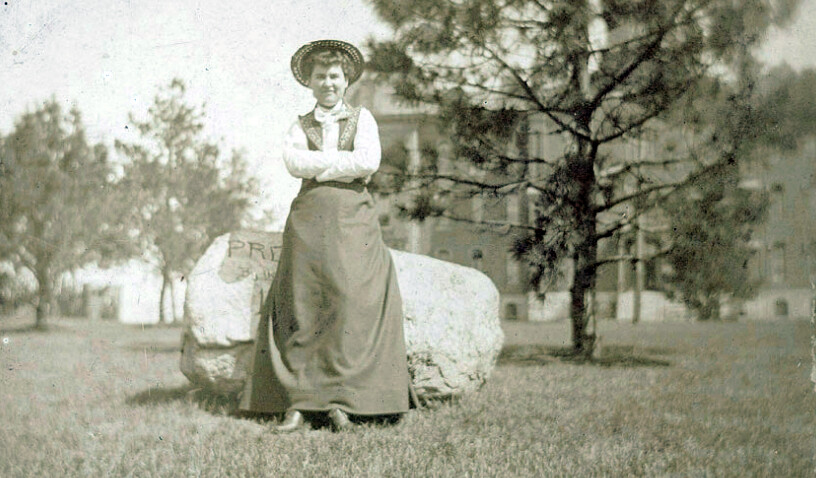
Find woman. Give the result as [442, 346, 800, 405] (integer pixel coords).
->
[239, 40, 414, 432]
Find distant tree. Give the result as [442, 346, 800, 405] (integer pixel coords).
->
[0, 267, 25, 315]
[753, 65, 816, 150]
[0, 100, 129, 329]
[115, 79, 256, 323]
[661, 65, 816, 321]
[366, 0, 800, 356]
[662, 170, 768, 320]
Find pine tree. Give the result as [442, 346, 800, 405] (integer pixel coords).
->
[366, 0, 800, 355]
[662, 168, 768, 320]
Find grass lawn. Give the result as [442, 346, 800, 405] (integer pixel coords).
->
[1, 314, 814, 477]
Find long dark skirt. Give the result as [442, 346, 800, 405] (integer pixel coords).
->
[239, 179, 412, 415]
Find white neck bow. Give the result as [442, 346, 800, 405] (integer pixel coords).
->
[314, 103, 349, 124]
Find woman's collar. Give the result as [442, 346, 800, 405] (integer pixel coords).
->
[314, 101, 349, 123]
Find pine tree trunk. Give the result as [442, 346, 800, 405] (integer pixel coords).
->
[571, 248, 597, 357]
[569, 128, 598, 359]
[569, 133, 599, 358]
[570, 274, 590, 355]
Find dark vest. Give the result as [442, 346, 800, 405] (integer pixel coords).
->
[297, 106, 366, 192]
[298, 105, 362, 152]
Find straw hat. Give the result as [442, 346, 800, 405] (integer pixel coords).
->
[290, 40, 364, 87]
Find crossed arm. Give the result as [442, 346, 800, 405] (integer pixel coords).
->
[282, 108, 382, 183]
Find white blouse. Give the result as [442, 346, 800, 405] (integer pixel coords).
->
[282, 103, 382, 183]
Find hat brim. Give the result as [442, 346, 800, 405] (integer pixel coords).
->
[290, 40, 364, 87]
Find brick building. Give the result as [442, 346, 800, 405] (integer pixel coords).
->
[348, 78, 816, 321]
[737, 140, 816, 319]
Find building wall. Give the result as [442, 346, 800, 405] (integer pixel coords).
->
[353, 78, 816, 322]
[744, 139, 816, 290]
[740, 289, 813, 320]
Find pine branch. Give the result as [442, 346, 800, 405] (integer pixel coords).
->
[412, 173, 527, 193]
[480, 44, 593, 141]
[595, 179, 686, 214]
[595, 107, 666, 144]
[436, 210, 540, 234]
[599, 157, 690, 181]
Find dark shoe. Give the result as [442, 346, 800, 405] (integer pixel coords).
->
[327, 408, 353, 432]
[274, 410, 305, 433]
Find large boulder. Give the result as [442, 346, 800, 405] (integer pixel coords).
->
[391, 249, 503, 398]
[180, 231, 281, 395]
[180, 231, 504, 399]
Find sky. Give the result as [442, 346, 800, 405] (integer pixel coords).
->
[1, 0, 815, 227]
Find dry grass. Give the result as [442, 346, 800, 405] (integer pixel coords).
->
[1, 314, 814, 477]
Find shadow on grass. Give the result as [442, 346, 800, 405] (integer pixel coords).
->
[412, 394, 460, 411]
[126, 384, 240, 415]
[126, 384, 195, 405]
[638, 346, 678, 356]
[498, 344, 555, 366]
[499, 344, 672, 368]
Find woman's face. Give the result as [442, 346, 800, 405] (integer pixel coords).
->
[308, 63, 348, 108]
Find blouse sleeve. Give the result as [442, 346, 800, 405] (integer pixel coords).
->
[281, 121, 334, 179]
[281, 108, 382, 183]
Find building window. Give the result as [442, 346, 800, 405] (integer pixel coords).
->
[506, 194, 520, 223]
[506, 252, 520, 284]
[771, 242, 786, 284]
[775, 298, 789, 317]
[436, 249, 451, 261]
[485, 195, 506, 221]
[748, 239, 764, 280]
[435, 216, 451, 231]
[436, 140, 453, 174]
[504, 303, 519, 320]
[526, 187, 541, 226]
[770, 183, 785, 217]
[529, 130, 541, 160]
[645, 258, 659, 291]
[472, 193, 484, 222]
[471, 248, 484, 271]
